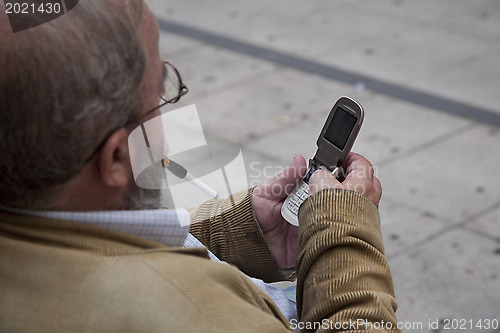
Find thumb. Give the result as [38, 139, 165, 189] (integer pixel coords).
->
[254, 155, 307, 200]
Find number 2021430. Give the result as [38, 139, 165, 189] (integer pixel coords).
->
[443, 319, 498, 330]
[5, 2, 62, 14]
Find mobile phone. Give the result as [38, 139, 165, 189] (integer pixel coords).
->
[281, 96, 364, 226]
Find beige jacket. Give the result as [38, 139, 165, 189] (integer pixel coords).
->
[0, 189, 400, 332]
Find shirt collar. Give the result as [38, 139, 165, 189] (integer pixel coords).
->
[0, 205, 191, 248]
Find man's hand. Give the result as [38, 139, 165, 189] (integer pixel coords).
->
[251, 155, 307, 269]
[309, 152, 382, 207]
[252, 153, 381, 268]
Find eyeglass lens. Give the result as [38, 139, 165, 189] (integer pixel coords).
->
[164, 63, 181, 102]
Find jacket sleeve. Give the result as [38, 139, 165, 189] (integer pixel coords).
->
[187, 189, 285, 282]
[295, 189, 401, 333]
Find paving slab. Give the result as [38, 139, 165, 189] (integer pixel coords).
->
[152, 0, 500, 117]
[159, 30, 203, 58]
[357, 0, 500, 43]
[381, 124, 500, 223]
[172, 68, 357, 145]
[380, 199, 449, 258]
[158, 37, 277, 102]
[411, 47, 500, 114]
[389, 228, 500, 332]
[150, 0, 360, 58]
[319, 23, 497, 95]
[464, 204, 500, 240]
[354, 96, 472, 167]
[246, 93, 471, 169]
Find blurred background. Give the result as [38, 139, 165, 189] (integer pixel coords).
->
[148, 0, 500, 331]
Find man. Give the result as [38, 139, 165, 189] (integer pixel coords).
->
[0, 0, 400, 332]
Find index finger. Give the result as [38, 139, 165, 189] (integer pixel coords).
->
[253, 155, 307, 200]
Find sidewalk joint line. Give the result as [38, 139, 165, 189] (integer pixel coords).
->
[158, 17, 500, 128]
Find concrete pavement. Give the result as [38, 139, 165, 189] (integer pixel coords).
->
[147, 1, 500, 331]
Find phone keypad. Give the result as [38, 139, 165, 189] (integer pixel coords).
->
[282, 164, 322, 224]
[287, 181, 310, 216]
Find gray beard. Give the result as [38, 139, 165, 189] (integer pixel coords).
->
[122, 184, 164, 210]
[123, 162, 169, 210]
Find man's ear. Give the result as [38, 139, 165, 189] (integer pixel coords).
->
[97, 129, 131, 188]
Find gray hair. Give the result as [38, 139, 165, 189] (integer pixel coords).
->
[0, 0, 146, 207]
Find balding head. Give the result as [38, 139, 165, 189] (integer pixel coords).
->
[0, 0, 149, 207]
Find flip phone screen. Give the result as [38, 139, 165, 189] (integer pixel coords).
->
[324, 108, 357, 150]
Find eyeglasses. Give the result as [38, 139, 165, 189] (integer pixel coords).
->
[83, 62, 188, 164]
[154, 61, 189, 107]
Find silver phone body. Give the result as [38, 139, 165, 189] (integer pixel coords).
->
[281, 96, 364, 226]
